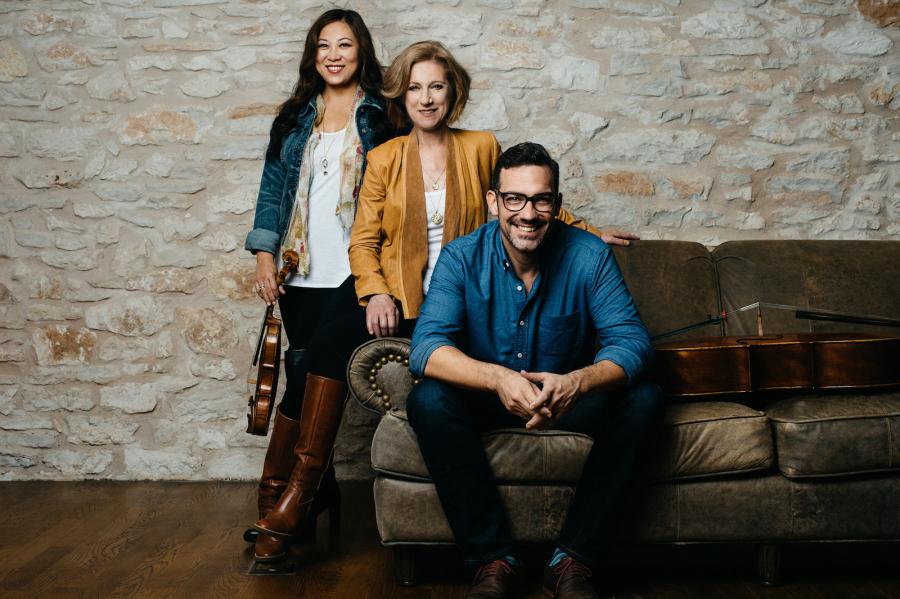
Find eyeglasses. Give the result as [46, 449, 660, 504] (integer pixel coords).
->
[493, 190, 560, 213]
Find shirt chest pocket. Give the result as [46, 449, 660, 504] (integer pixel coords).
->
[536, 311, 582, 357]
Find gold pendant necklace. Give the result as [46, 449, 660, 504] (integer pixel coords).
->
[426, 191, 443, 225]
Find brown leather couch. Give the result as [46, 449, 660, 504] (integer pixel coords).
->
[346, 240, 900, 586]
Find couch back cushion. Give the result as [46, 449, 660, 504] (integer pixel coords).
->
[713, 240, 900, 336]
[612, 241, 719, 341]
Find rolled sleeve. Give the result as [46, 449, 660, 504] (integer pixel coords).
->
[409, 246, 467, 378]
[589, 248, 652, 383]
[246, 151, 287, 255]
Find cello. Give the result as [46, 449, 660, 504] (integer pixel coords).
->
[246, 250, 299, 435]
[652, 302, 900, 398]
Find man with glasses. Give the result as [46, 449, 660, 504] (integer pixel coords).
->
[406, 142, 662, 599]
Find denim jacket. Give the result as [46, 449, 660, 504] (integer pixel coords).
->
[244, 93, 393, 256]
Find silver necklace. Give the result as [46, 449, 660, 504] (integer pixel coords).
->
[425, 190, 444, 225]
[319, 131, 341, 175]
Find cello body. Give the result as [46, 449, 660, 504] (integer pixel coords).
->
[654, 333, 900, 398]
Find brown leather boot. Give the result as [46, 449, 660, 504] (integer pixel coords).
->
[253, 374, 347, 540]
[243, 407, 301, 545]
[258, 408, 301, 518]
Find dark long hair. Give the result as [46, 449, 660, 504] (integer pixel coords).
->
[266, 9, 383, 160]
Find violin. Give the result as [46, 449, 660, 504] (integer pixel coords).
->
[246, 250, 299, 436]
[652, 303, 900, 398]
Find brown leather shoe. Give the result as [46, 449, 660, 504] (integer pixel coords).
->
[467, 559, 519, 599]
[542, 557, 598, 599]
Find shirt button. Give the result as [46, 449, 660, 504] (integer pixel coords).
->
[517, 352, 523, 358]
[516, 285, 523, 292]
[519, 320, 525, 326]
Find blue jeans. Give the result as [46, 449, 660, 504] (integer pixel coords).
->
[406, 377, 663, 565]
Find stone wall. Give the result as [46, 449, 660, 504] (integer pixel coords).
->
[1, 0, 898, 481]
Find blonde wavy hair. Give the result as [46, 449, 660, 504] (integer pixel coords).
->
[382, 41, 471, 129]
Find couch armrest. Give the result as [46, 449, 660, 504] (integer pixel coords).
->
[346, 337, 420, 415]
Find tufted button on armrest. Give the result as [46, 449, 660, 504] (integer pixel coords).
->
[346, 337, 420, 415]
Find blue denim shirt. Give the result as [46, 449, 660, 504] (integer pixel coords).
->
[409, 220, 652, 383]
[244, 93, 393, 255]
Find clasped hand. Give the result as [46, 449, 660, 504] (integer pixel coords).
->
[495, 369, 581, 430]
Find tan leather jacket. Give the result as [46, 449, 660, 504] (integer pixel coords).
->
[349, 129, 597, 319]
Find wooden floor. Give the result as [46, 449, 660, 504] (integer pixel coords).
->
[1, 481, 899, 599]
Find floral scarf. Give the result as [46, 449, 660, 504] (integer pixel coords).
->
[282, 87, 366, 276]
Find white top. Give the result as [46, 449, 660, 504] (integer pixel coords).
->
[282, 130, 351, 288]
[422, 189, 446, 294]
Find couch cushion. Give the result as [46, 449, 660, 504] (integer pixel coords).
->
[712, 240, 900, 337]
[768, 392, 900, 478]
[646, 401, 774, 481]
[611, 241, 719, 341]
[371, 409, 594, 484]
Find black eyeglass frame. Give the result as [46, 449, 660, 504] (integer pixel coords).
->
[492, 189, 562, 213]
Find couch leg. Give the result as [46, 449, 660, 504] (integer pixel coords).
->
[757, 543, 782, 586]
[394, 547, 418, 586]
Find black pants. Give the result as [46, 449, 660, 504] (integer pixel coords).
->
[406, 377, 663, 566]
[278, 276, 415, 418]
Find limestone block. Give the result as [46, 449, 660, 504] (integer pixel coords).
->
[198, 230, 240, 252]
[657, 176, 712, 202]
[1, 452, 36, 468]
[181, 73, 230, 98]
[593, 171, 654, 196]
[22, 386, 95, 412]
[20, 12, 75, 35]
[40, 249, 98, 271]
[35, 40, 107, 72]
[0, 386, 17, 415]
[0, 414, 54, 431]
[569, 112, 610, 140]
[128, 55, 178, 71]
[171, 381, 242, 422]
[550, 56, 606, 92]
[0, 42, 28, 82]
[207, 255, 254, 301]
[119, 105, 212, 145]
[681, 10, 765, 39]
[159, 215, 206, 242]
[787, 0, 852, 16]
[735, 211, 766, 230]
[786, 148, 851, 176]
[66, 415, 139, 446]
[162, 20, 189, 39]
[207, 187, 255, 214]
[87, 69, 136, 102]
[456, 91, 509, 131]
[27, 127, 94, 161]
[610, 53, 651, 76]
[13, 430, 59, 449]
[646, 206, 691, 227]
[767, 174, 845, 203]
[190, 358, 236, 381]
[85, 296, 173, 337]
[124, 268, 204, 294]
[587, 129, 715, 165]
[715, 144, 775, 170]
[481, 39, 544, 70]
[823, 22, 893, 56]
[858, 0, 900, 27]
[151, 246, 207, 269]
[26, 304, 83, 321]
[178, 307, 238, 356]
[32, 325, 96, 366]
[813, 93, 865, 114]
[207, 138, 267, 160]
[698, 40, 770, 55]
[0, 80, 44, 106]
[44, 449, 114, 475]
[529, 129, 577, 157]
[398, 10, 482, 47]
[613, 1, 673, 17]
